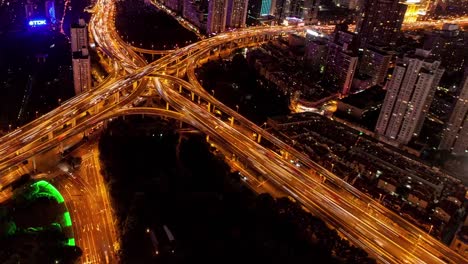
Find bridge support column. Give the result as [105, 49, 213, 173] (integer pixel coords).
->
[59, 142, 64, 154]
[48, 131, 54, 140]
[32, 157, 36, 172]
[133, 81, 138, 89]
[114, 92, 120, 103]
[257, 134, 262, 144]
[191, 92, 195, 101]
[166, 102, 170, 110]
[206, 135, 210, 142]
[207, 102, 211, 112]
[70, 119, 76, 127]
[230, 117, 234, 126]
[178, 84, 182, 93]
[197, 95, 201, 104]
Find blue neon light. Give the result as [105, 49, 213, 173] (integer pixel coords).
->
[29, 20, 47, 27]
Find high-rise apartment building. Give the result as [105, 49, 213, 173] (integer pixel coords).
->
[72, 49, 92, 94]
[206, 0, 228, 34]
[439, 70, 468, 155]
[356, 0, 407, 48]
[423, 23, 466, 74]
[359, 45, 392, 86]
[324, 28, 358, 95]
[70, 19, 88, 53]
[375, 50, 444, 145]
[226, 0, 248, 28]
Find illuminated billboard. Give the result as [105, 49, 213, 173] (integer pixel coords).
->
[29, 19, 47, 27]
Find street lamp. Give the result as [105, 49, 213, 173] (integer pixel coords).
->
[235, 105, 239, 112]
[428, 225, 433, 235]
[211, 90, 215, 97]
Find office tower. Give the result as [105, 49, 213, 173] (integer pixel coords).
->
[359, 45, 392, 86]
[45, 0, 56, 24]
[356, 0, 407, 48]
[260, 0, 275, 15]
[324, 27, 358, 95]
[275, 0, 319, 24]
[72, 49, 92, 94]
[206, 0, 228, 34]
[226, 0, 248, 28]
[70, 19, 88, 53]
[439, 70, 468, 155]
[375, 50, 444, 145]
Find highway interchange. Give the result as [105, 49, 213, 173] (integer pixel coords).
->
[0, 0, 466, 263]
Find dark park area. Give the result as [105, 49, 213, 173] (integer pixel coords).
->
[98, 116, 376, 263]
[196, 53, 291, 125]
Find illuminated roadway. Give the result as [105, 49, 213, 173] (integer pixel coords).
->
[402, 16, 468, 30]
[0, 0, 465, 263]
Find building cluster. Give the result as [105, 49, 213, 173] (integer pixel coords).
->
[157, 0, 319, 35]
[267, 111, 466, 243]
[71, 19, 92, 95]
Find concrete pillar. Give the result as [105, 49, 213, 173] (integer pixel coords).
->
[230, 117, 234, 126]
[257, 134, 262, 143]
[133, 81, 138, 89]
[206, 135, 209, 142]
[207, 102, 211, 112]
[166, 102, 170, 110]
[48, 131, 54, 140]
[191, 92, 195, 101]
[32, 157, 36, 172]
[114, 92, 120, 103]
[70, 119, 76, 127]
[178, 84, 182, 93]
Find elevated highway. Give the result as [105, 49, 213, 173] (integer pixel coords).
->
[0, 0, 465, 262]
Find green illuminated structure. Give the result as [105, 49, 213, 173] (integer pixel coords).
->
[29, 180, 76, 247]
[31, 180, 65, 203]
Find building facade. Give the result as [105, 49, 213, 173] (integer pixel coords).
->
[324, 28, 358, 95]
[356, 0, 407, 48]
[226, 0, 248, 28]
[72, 49, 92, 94]
[359, 45, 392, 86]
[275, 0, 319, 24]
[70, 19, 88, 53]
[375, 50, 443, 145]
[439, 70, 468, 155]
[206, 0, 228, 34]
